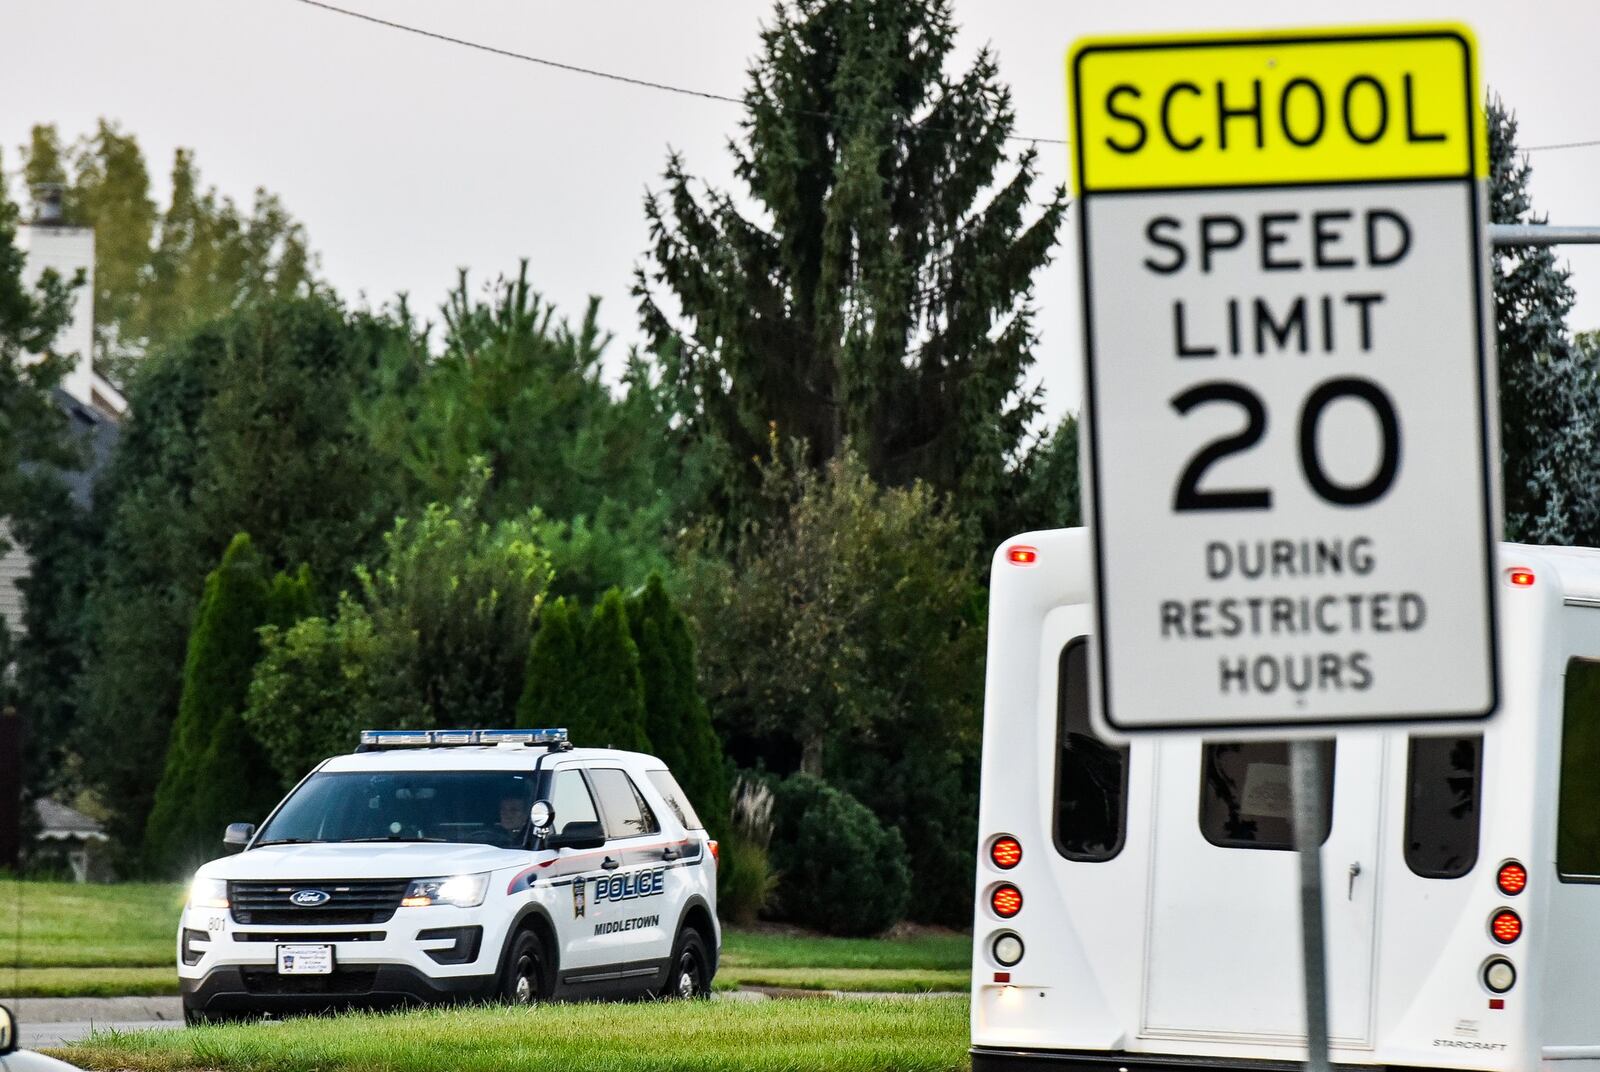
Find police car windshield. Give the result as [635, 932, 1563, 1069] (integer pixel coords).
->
[257, 770, 536, 848]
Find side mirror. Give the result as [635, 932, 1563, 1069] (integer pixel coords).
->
[223, 823, 256, 850]
[529, 799, 554, 836]
[0, 1003, 17, 1055]
[547, 820, 605, 851]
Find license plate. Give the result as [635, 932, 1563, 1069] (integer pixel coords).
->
[276, 944, 334, 975]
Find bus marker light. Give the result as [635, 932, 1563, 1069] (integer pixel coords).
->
[1497, 861, 1527, 896]
[1007, 546, 1039, 565]
[1507, 568, 1536, 587]
[992, 884, 1023, 918]
[1491, 910, 1522, 944]
[993, 932, 1025, 966]
[1484, 957, 1516, 993]
[991, 836, 1023, 870]
[994, 971, 1011, 983]
[1489, 998, 1505, 1010]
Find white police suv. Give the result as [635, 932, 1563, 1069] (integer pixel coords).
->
[177, 729, 719, 1022]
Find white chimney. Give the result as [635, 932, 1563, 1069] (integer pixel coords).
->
[16, 186, 97, 409]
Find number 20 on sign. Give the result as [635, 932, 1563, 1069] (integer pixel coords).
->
[1068, 26, 1501, 737]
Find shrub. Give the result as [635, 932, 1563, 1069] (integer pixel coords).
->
[244, 601, 425, 784]
[768, 773, 910, 936]
[244, 473, 549, 781]
[357, 470, 550, 729]
[718, 776, 779, 923]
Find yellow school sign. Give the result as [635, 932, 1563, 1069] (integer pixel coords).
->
[1069, 26, 1486, 192]
[1067, 25, 1499, 738]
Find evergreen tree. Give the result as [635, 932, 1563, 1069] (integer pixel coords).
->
[79, 296, 401, 852]
[8, 475, 98, 804]
[577, 589, 651, 753]
[628, 575, 729, 832]
[183, 562, 318, 858]
[1489, 98, 1600, 544]
[636, 0, 1067, 537]
[0, 151, 81, 805]
[517, 598, 584, 727]
[143, 534, 272, 875]
[0, 142, 79, 491]
[362, 264, 692, 604]
[1002, 414, 1081, 534]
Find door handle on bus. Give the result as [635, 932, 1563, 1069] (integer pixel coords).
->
[1347, 862, 1362, 900]
[601, 856, 620, 871]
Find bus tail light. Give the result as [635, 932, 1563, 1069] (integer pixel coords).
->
[1497, 861, 1527, 896]
[991, 884, 1023, 919]
[1484, 957, 1517, 994]
[990, 836, 1022, 870]
[1491, 909, 1522, 944]
[992, 932, 1024, 967]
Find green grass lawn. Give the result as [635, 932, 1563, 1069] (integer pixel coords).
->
[718, 967, 968, 993]
[1, 880, 183, 967]
[721, 929, 970, 973]
[0, 880, 971, 997]
[52, 997, 971, 1072]
[0, 966, 178, 999]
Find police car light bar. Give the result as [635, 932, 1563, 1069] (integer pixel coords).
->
[357, 728, 570, 750]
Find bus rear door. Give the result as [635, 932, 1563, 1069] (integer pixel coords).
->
[1141, 736, 1381, 1048]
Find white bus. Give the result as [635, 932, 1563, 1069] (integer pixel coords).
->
[971, 527, 1600, 1072]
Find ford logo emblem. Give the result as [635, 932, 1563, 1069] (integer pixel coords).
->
[290, 889, 331, 907]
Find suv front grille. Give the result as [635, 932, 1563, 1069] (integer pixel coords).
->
[228, 880, 408, 925]
[241, 968, 380, 995]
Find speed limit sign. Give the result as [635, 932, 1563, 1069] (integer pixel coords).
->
[1071, 25, 1500, 736]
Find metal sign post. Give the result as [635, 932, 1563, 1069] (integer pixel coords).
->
[1290, 740, 1331, 1072]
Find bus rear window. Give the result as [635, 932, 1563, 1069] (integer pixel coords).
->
[1054, 638, 1129, 861]
[1199, 741, 1333, 850]
[1404, 736, 1482, 878]
[1559, 658, 1600, 881]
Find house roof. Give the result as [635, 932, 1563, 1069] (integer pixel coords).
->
[50, 387, 121, 510]
[34, 798, 108, 841]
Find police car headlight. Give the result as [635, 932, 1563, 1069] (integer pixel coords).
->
[188, 876, 229, 910]
[402, 874, 489, 908]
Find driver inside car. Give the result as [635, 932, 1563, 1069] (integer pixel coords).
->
[492, 792, 530, 847]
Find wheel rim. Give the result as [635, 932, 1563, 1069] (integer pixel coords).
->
[675, 950, 699, 998]
[513, 955, 537, 1004]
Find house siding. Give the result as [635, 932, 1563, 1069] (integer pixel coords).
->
[0, 520, 29, 638]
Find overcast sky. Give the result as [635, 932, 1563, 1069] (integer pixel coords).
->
[6, 0, 1598, 424]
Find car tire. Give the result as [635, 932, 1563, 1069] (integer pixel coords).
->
[500, 928, 547, 1006]
[182, 1004, 237, 1027]
[662, 927, 711, 1000]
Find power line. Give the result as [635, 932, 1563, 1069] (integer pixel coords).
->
[1523, 138, 1600, 152]
[292, 0, 1598, 156]
[288, 0, 1069, 146]
[291, 0, 745, 106]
